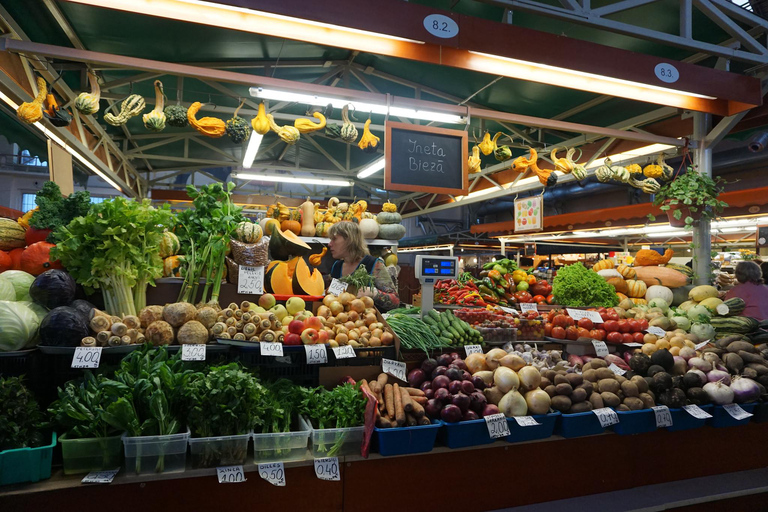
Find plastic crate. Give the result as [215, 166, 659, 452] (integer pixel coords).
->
[122, 429, 189, 475]
[436, 418, 497, 449]
[514, 318, 545, 341]
[232, 345, 320, 387]
[59, 433, 123, 475]
[709, 402, 757, 428]
[751, 402, 768, 423]
[506, 412, 560, 443]
[555, 411, 607, 438]
[0, 349, 40, 378]
[330, 345, 396, 367]
[252, 427, 311, 464]
[476, 327, 517, 343]
[188, 432, 250, 468]
[612, 409, 657, 435]
[0, 432, 56, 485]
[374, 421, 441, 456]
[299, 416, 364, 458]
[668, 405, 714, 432]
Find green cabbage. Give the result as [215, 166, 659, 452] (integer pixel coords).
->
[0, 301, 41, 351]
[0, 271, 35, 301]
[0, 277, 14, 301]
[20, 301, 48, 323]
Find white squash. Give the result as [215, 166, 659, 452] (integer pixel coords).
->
[359, 218, 379, 239]
[645, 285, 673, 306]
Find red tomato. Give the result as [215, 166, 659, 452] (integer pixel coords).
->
[566, 326, 580, 341]
[553, 315, 569, 328]
[546, 294, 555, 304]
[551, 326, 566, 339]
[622, 333, 635, 344]
[544, 323, 553, 336]
[628, 319, 641, 333]
[577, 327, 591, 339]
[533, 295, 546, 304]
[597, 307, 607, 315]
[603, 320, 619, 332]
[589, 329, 604, 341]
[577, 318, 594, 330]
[565, 316, 575, 327]
[597, 329, 607, 340]
[638, 319, 649, 331]
[606, 331, 624, 344]
[606, 309, 620, 321]
[618, 319, 631, 333]
[632, 332, 645, 343]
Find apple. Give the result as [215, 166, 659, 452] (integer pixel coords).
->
[329, 340, 339, 348]
[252, 306, 266, 314]
[295, 311, 311, 323]
[285, 296, 306, 316]
[269, 304, 288, 321]
[288, 320, 306, 335]
[259, 294, 276, 309]
[281, 325, 289, 335]
[284, 333, 302, 345]
[281, 315, 294, 326]
[317, 330, 329, 344]
[304, 316, 323, 331]
[301, 328, 320, 345]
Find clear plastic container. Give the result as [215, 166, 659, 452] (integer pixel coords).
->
[299, 415, 364, 458]
[59, 433, 123, 475]
[252, 427, 311, 464]
[476, 327, 517, 343]
[122, 429, 189, 475]
[188, 432, 250, 468]
[515, 318, 545, 340]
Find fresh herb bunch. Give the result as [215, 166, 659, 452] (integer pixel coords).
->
[340, 266, 375, 291]
[649, 166, 728, 226]
[48, 372, 124, 439]
[0, 376, 45, 451]
[298, 383, 366, 456]
[30, 181, 92, 240]
[552, 262, 619, 308]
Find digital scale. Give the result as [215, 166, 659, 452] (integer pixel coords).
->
[415, 255, 460, 319]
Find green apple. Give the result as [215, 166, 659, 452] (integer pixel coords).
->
[269, 304, 288, 321]
[285, 296, 306, 316]
[259, 294, 277, 309]
[281, 315, 294, 326]
[252, 306, 266, 314]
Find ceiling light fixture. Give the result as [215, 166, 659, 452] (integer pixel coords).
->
[357, 157, 385, 179]
[232, 172, 352, 187]
[587, 144, 679, 169]
[242, 133, 263, 169]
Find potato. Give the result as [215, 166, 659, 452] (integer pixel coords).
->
[544, 385, 557, 398]
[616, 404, 631, 412]
[551, 395, 572, 412]
[542, 370, 557, 383]
[555, 383, 573, 396]
[631, 375, 649, 394]
[571, 387, 588, 403]
[639, 392, 655, 409]
[590, 358, 608, 369]
[554, 374, 569, 385]
[578, 380, 594, 397]
[582, 362, 593, 372]
[583, 369, 598, 382]
[540, 377, 552, 389]
[570, 401, 593, 413]
[598, 379, 620, 394]
[565, 373, 583, 387]
[621, 381, 639, 398]
[623, 397, 644, 410]
[601, 392, 621, 408]
[615, 375, 627, 384]
[595, 368, 614, 380]
[589, 392, 604, 409]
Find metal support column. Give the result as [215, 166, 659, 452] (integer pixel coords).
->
[693, 112, 713, 285]
[501, 240, 506, 256]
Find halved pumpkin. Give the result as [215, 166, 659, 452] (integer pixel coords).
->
[292, 257, 325, 296]
[265, 260, 294, 295]
[269, 228, 312, 260]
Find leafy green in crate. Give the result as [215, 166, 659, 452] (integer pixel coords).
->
[298, 383, 366, 456]
[0, 376, 45, 451]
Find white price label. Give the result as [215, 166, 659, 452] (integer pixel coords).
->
[592, 407, 619, 427]
[623, 342, 643, 347]
[646, 326, 667, 337]
[314, 457, 340, 481]
[260, 342, 284, 357]
[499, 306, 518, 315]
[520, 303, 539, 313]
[723, 403, 753, 420]
[333, 345, 356, 359]
[567, 308, 603, 324]
[609, 363, 627, 376]
[652, 405, 673, 428]
[304, 344, 328, 364]
[423, 14, 459, 39]
[181, 344, 206, 361]
[513, 416, 541, 427]
[591, 339, 609, 358]
[71, 347, 102, 369]
[258, 462, 285, 487]
[484, 413, 511, 439]
[695, 340, 712, 350]
[82, 468, 119, 484]
[464, 344, 483, 356]
[382, 358, 407, 382]
[217, 465, 246, 483]
[654, 63, 680, 83]
[683, 404, 712, 419]
[328, 278, 348, 296]
[237, 265, 264, 295]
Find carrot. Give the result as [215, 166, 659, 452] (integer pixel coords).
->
[405, 387, 425, 397]
[411, 396, 427, 406]
[384, 384, 395, 419]
[411, 398, 425, 419]
[376, 415, 393, 428]
[360, 379, 374, 398]
[400, 387, 413, 413]
[419, 416, 431, 426]
[393, 383, 405, 426]
[377, 373, 388, 392]
[405, 413, 418, 427]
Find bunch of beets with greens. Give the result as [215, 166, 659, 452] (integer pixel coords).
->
[29, 181, 92, 243]
[298, 382, 366, 456]
[0, 376, 45, 451]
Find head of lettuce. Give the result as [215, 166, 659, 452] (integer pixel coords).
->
[0, 300, 41, 351]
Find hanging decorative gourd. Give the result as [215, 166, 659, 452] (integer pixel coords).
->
[352, 200, 368, 222]
[104, 94, 146, 127]
[552, 147, 587, 180]
[340, 104, 358, 143]
[468, 145, 481, 174]
[494, 144, 512, 162]
[642, 163, 663, 179]
[294, 111, 327, 134]
[74, 71, 101, 115]
[251, 102, 270, 135]
[17, 77, 47, 124]
[626, 163, 643, 174]
[655, 153, 674, 180]
[595, 164, 614, 183]
[143, 80, 167, 132]
[628, 176, 661, 194]
[225, 100, 252, 144]
[164, 104, 188, 128]
[478, 132, 501, 156]
[267, 114, 300, 144]
[187, 102, 226, 138]
[357, 118, 380, 153]
[511, 147, 557, 186]
[43, 91, 72, 128]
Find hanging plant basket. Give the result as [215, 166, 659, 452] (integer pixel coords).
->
[663, 200, 703, 228]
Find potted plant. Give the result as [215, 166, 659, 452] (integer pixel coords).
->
[650, 166, 728, 227]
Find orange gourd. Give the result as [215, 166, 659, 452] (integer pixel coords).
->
[606, 276, 628, 295]
[634, 248, 674, 266]
[0, 251, 11, 272]
[309, 248, 327, 267]
[625, 279, 648, 298]
[280, 219, 302, 236]
[8, 248, 23, 270]
[19, 241, 63, 276]
[187, 102, 226, 138]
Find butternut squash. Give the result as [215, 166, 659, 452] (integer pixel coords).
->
[300, 197, 316, 237]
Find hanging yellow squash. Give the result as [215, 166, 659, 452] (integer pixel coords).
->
[187, 102, 226, 138]
[104, 94, 146, 127]
[267, 114, 300, 144]
[17, 77, 47, 124]
[478, 132, 501, 156]
[251, 102, 270, 135]
[357, 118, 380, 153]
[294, 112, 326, 133]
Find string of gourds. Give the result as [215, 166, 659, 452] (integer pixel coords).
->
[595, 153, 674, 194]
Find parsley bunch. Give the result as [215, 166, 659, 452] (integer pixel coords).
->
[0, 376, 45, 451]
[298, 383, 366, 456]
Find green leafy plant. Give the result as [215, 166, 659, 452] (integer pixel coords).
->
[339, 265, 375, 291]
[298, 383, 366, 456]
[648, 166, 728, 226]
[30, 181, 92, 240]
[0, 376, 45, 451]
[552, 262, 619, 307]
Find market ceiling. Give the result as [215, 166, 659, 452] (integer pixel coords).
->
[0, 0, 766, 206]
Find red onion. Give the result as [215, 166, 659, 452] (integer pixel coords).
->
[730, 376, 760, 403]
[688, 357, 712, 372]
[703, 381, 734, 405]
[707, 369, 731, 386]
[567, 354, 584, 368]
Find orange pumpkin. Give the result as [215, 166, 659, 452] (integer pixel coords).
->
[0, 251, 11, 272]
[25, 227, 51, 246]
[280, 219, 301, 236]
[19, 241, 63, 276]
[8, 248, 23, 270]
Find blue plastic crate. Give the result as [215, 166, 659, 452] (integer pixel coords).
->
[668, 405, 714, 432]
[555, 411, 607, 438]
[751, 402, 768, 423]
[437, 418, 498, 449]
[709, 402, 757, 428]
[612, 409, 656, 435]
[506, 412, 560, 443]
[374, 421, 441, 456]
[0, 432, 56, 485]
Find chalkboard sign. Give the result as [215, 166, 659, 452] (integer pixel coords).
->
[385, 121, 468, 195]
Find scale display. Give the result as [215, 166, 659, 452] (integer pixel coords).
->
[415, 255, 459, 280]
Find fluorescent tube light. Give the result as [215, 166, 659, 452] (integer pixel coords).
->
[242, 133, 263, 169]
[587, 144, 679, 169]
[232, 172, 352, 187]
[647, 230, 686, 238]
[357, 158, 385, 179]
[397, 244, 454, 253]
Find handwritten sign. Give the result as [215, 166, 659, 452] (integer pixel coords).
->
[181, 344, 206, 361]
[382, 358, 407, 382]
[217, 465, 246, 483]
[646, 326, 666, 337]
[328, 278, 348, 296]
[609, 363, 627, 376]
[520, 302, 539, 313]
[567, 309, 604, 324]
[82, 468, 119, 484]
[500, 306, 518, 315]
[695, 340, 712, 350]
[652, 405, 673, 428]
[258, 462, 285, 487]
[592, 340, 609, 358]
[464, 344, 483, 356]
[260, 342, 284, 357]
[237, 265, 264, 295]
[723, 403, 753, 420]
[592, 407, 619, 427]
[72, 347, 102, 369]
[484, 413, 511, 439]
[513, 416, 541, 427]
[333, 345, 356, 359]
[683, 404, 712, 419]
[623, 342, 643, 347]
[314, 457, 340, 481]
[305, 344, 328, 364]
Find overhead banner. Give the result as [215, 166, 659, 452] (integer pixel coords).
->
[514, 196, 543, 233]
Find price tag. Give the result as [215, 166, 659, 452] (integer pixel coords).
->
[328, 278, 348, 296]
[382, 358, 407, 382]
[592, 407, 619, 427]
[646, 326, 667, 337]
[499, 306, 518, 315]
[82, 468, 119, 484]
[423, 13, 459, 39]
[217, 465, 246, 483]
[566, 308, 603, 324]
[237, 265, 264, 295]
[71, 346, 102, 369]
[683, 404, 712, 419]
[513, 416, 540, 427]
[591, 339, 609, 358]
[314, 457, 340, 481]
[520, 303, 538, 313]
[258, 462, 285, 487]
[652, 405, 673, 428]
[609, 363, 627, 376]
[333, 345, 356, 359]
[723, 403, 753, 420]
[484, 413, 511, 439]
[304, 344, 328, 364]
[260, 342, 284, 357]
[623, 342, 643, 347]
[181, 344, 206, 361]
[464, 344, 483, 356]
[695, 340, 711, 350]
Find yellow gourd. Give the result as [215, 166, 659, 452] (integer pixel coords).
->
[267, 114, 300, 144]
[643, 164, 663, 179]
[550, 147, 574, 173]
[300, 197, 315, 237]
[313, 203, 324, 224]
[352, 200, 368, 221]
[142, 80, 166, 132]
[382, 201, 397, 213]
[294, 112, 326, 133]
[512, 147, 557, 186]
[309, 248, 327, 267]
[468, 145, 481, 174]
[252, 102, 270, 135]
[626, 163, 643, 174]
[187, 102, 226, 138]
[592, 259, 615, 272]
[478, 132, 501, 156]
[357, 118, 380, 153]
[17, 77, 47, 124]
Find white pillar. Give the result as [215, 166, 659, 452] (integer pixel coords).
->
[692, 112, 713, 285]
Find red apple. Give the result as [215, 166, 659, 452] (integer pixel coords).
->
[317, 330, 329, 344]
[304, 316, 324, 331]
[288, 320, 306, 335]
[301, 328, 320, 345]
[284, 333, 302, 345]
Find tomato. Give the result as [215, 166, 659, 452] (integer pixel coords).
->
[603, 320, 619, 332]
[566, 326, 580, 341]
[638, 319, 649, 331]
[597, 307, 607, 316]
[577, 318, 593, 330]
[606, 309, 620, 321]
[597, 329, 607, 340]
[577, 327, 591, 339]
[618, 319, 631, 333]
[565, 316, 575, 327]
[544, 323, 553, 336]
[632, 332, 645, 343]
[551, 326, 566, 339]
[606, 331, 624, 344]
[589, 329, 604, 341]
[553, 315, 569, 328]
[546, 294, 555, 304]
[622, 333, 635, 344]
[533, 295, 546, 304]
[628, 319, 641, 333]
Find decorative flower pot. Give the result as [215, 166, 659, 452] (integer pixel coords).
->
[664, 200, 703, 227]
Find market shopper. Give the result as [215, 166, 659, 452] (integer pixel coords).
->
[724, 261, 768, 321]
[327, 221, 400, 312]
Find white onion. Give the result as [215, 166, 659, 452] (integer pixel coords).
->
[493, 366, 520, 394]
[498, 389, 528, 417]
[517, 365, 541, 392]
[731, 376, 760, 404]
[525, 389, 551, 415]
[703, 381, 734, 405]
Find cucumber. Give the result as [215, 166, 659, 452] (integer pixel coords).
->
[428, 309, 441, 322]
[423, 315, 437, 326]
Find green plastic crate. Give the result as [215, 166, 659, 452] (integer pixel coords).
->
[0, 432, 56, 485]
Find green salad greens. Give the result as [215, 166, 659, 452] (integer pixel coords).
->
[0, 376, 45, 451]
[298, 382, 366, 456]
[552, 262, 619, 308]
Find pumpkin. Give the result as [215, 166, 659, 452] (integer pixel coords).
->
[164, 104, 188, 128]
[0, 218, 26, 251]
[645, 285, 674, 306]
[625, 279, 648, 298]
[0, 251, 11, 272]
[359, 218, 379, 239]
[308, 247, 327, 267]
[292, 257, 325, 296]
[643, 164, 663, 179]
[265, 259, 296, 295]
[269, 228, 312, 260]
[382, 201, 397, 213]
[104, 94, 146, 127]
[252, 102, 270, 135]
[163, 255, 185, 277]
[616, 264, 636, 279]
[377, 224, 406, 240]
[19, 242, 63, 276]
[263, 218, 281, 236]
[8, 248, 23, 270]
[626, 163, 643, 174]
[633, 266, 689, 289]
[74, 72, 101, 115]
[281, 219, 301, 236]
[340, 104, 358, 143]
[187, 101, 226, 138]
[606, 276, 628, 295]
[377, 211, 402, 225]
[315, 222, 330, 237]
[357, 118, 380, 153]
[630, 298, 648, 305]
[143, 80, 166, 132]
[25, 227, 51, 246]
[592, 259, 614, 272]
[616, 292, 628, 302]
[17, 77, 47, 124]
[300, 198, 315, 237]
[235, 221, 262, 243]
[159, 231, 180, 259]
[634, 248, 674, 266]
